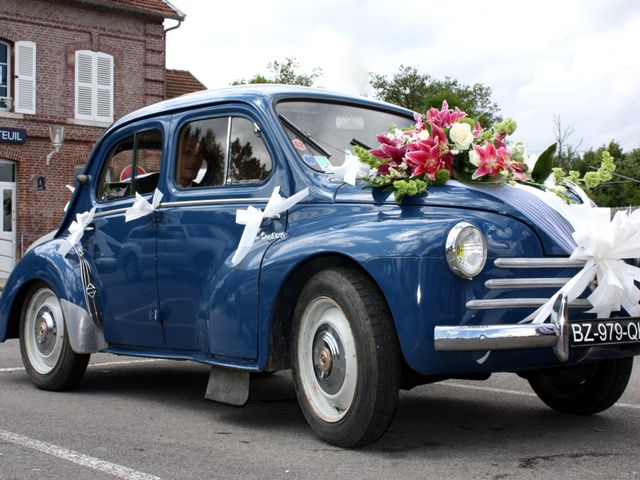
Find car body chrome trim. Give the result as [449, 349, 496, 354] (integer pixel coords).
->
[435, 293, 571, 362]
[93, 198, 272, 217]
[466, 298, 591, 310]
[485, 278, 572, 289]
[494, 258, 586, 268]
[93, 208, 128, 218]
[434, 323, 558, 351]
[160, 198, 271, 208]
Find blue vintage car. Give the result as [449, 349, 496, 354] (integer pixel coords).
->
[0, 85, 638, 447]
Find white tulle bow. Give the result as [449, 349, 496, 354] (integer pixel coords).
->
[231, 187, 309, 266]
[524, 203, 640, 324]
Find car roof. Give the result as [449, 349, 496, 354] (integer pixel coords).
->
[108, 84, 413, 133]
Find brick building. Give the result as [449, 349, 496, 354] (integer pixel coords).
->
[0, 0, 187, 278]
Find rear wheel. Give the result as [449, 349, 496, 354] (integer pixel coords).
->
[291, 268, 401, 447]
[527, 357, 633, 415]
[19, 283, 90, 391]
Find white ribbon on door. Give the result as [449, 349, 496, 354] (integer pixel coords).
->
[124, 189, 163, 222]
[231, 186, 309, 266]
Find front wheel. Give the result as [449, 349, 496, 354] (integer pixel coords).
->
[527, 357, 633, 415]
[19, 283, 90, 391]
[291, 268, 401, 447]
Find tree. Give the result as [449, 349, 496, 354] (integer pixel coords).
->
[232, 57, 322, 87]
[553, 116, 582, 168]
[369, 65, 501, 125]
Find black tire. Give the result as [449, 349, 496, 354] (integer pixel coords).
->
[291, 268, 401, 447]
[19, 282, 90, 391]
[527, 357, 633, 415]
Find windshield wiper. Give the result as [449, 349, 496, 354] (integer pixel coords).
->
[350, 138, 371, 150]
[278, 114, 332, 158]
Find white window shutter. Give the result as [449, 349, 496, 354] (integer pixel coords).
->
[95, 53, 113, 122]
[75, 51, 94, 119]
[14, 41, 36, 114]
[75, 50, 113, 122]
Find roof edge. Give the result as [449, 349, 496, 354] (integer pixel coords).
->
[73, 0, 185, 20]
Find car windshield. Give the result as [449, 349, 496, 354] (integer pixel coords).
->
[276, 100, 413, 172]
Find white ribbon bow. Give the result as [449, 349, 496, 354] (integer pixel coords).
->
[327, 152, 371, 186]
[64, 185, 75, 213]
[231, 186, 309, 266]
[67, 207, 96, 247]
[124, 189, 163, 222]
[524, 203, 640, 324]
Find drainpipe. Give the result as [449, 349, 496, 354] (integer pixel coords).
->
[163, 18, 183, 100]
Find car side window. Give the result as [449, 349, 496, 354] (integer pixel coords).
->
[175, 116, 272, 189]
[97, 128, 163, 201]
[227, 117, 272, 185]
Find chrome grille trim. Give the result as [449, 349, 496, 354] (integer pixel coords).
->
[494, 258, 585, 268]
[466, 298, 591, 310]
[485, 278, 571, 289]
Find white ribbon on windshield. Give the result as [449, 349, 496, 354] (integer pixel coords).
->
[231, 186, 309, 266]
[124, 189, 163, 222]
[523, 204, 640, 323]
[327, 151, 371, 186]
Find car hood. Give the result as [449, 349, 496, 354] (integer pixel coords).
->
[334, 182, 576, 256]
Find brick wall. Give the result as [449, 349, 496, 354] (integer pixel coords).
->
[0, 0, 167, 257]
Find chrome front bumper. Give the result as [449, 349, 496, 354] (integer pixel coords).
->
[434, 293, 571, 362]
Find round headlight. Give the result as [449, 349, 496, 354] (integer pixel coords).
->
[445, 222, 487, 279]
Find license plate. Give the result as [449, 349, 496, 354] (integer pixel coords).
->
[570, 318, 640, 346]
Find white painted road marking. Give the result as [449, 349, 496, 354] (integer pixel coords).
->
[442, 381, 640, 410]
[0, 430, 162, 480]
[0, 358, 161, 373]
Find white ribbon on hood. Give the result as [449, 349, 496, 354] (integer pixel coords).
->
[231, 186, 308, 266]
[523, 203, 640, 324]
[327, 152, 371, 186]
[124, 189, 163, 222]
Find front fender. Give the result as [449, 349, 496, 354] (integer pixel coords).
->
[0, 239, 106, 353]
[257, 203, 544, 373]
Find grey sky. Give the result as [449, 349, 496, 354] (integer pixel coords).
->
[165, 0, 640, 155]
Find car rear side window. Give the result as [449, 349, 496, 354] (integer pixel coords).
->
[97, 128, 163, 202]
[175, 116, 272, 189]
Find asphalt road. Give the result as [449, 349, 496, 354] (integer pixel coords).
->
[1, 338, 639, 480]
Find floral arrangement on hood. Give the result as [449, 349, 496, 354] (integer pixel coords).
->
[354, 101, 613, 202]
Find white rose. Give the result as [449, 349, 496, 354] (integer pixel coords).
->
[417, 129, 430, 141]
[449, 122, 474, 150]
[469, 148, 480, 166]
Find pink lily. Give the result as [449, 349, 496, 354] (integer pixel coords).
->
[471, 142, 510, 180]
[426, 100, 467, 128]
[405, 143, 445, 180]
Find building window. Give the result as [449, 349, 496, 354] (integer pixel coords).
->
[0, 40, 36, 114]
[0, 41, 10, 110]
[75, 50, 114, 123]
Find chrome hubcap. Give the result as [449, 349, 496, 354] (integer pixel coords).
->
[34, 307, 57, 355]
[313, 325, 345, 395]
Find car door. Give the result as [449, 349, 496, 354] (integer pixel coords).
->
[85, 121, 166, 348]
[156, 105, 288, 359]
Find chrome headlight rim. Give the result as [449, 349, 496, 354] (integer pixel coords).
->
[445, 221, 487, 280]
